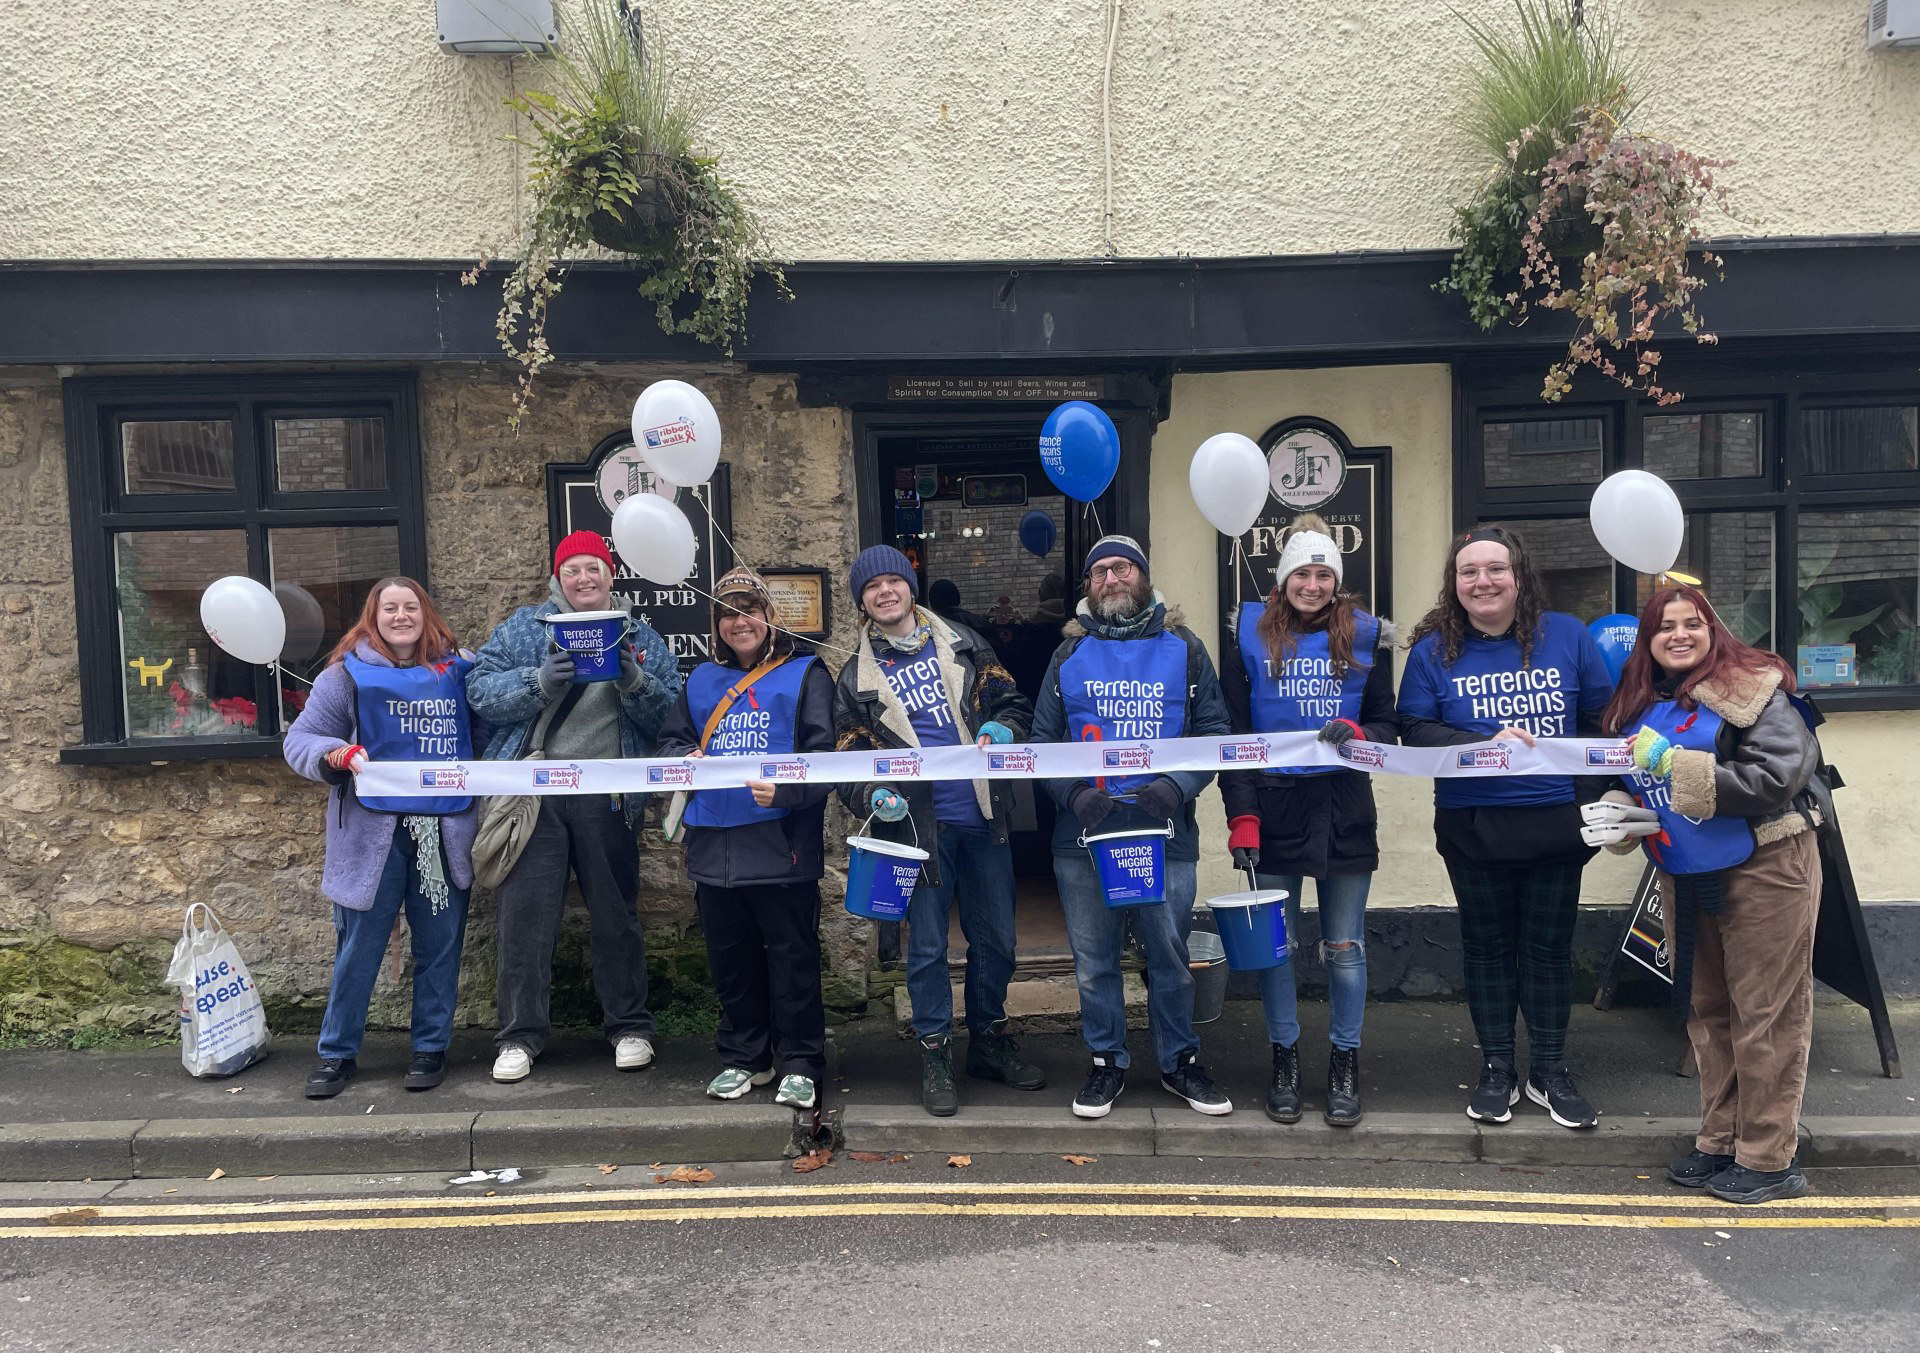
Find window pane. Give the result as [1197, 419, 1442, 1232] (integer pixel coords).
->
[273, 416, 389, 491]
[1643, 411, 1763, 480]
[1483, 517, 1611, 619]
[115, 531, 259, 739]
[1796, 509, 1920, 689]
[1633, 512, 1775, 649]
[270, 526, 403, 722]
[121, 420, 235, 495]
[1481, 418, 1603, 487]
[1799, 406, 1919, 475]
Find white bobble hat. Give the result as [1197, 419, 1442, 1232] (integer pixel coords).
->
[1276, 528, 1342, 587]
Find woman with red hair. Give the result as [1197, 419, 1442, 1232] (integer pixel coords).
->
[1601, 584, 1824, 1204]
[284, 578, 479, 1099]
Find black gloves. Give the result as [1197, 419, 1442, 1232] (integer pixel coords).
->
[1069, 784, 1116, 831]
[536, 650, 577, 699]
[1231, 845, 1260, 872]
[1317, 719, 1358, 746]
[1132, 777, 1184, 823]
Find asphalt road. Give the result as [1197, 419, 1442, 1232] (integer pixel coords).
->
[4, 1157, 1919, 1353]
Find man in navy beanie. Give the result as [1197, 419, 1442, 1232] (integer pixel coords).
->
[833, 544, 1043, 1116]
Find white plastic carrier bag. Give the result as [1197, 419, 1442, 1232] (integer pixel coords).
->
[164, 902, 271, 1078]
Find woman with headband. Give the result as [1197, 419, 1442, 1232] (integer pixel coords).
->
[1599, 582, 1823, 1204]
[1397, 526, 1615, 1130]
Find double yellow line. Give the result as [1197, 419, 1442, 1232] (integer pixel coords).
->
[3, 1180, 1917, 1240]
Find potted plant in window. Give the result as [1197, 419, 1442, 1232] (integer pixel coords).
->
[1435, 0, 1735, 405]
[464, 0, 789, 427]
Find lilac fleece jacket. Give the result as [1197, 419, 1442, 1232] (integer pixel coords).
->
[282, 643, 479, 911]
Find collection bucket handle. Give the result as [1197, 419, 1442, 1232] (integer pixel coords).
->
[857, 808, 920, 851]
[1074, 818, 1175, 850]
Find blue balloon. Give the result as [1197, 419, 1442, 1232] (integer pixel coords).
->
[1589, 613, 1639, 684]
[1018, 509, 1057, 559]
[1039, 401, 1120, 503]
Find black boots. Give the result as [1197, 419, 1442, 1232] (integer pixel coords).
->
[1265, 1042, 1302, 1123]
[920, 1034, 958, 1117]
[1324, 1045, 1362, 1127]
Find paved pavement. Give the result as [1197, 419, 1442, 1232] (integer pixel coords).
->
[1, 1000, 1911, 1180]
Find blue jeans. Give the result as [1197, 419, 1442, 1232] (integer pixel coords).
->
[317, 835, 470, 1060]
[1056, 852, 1199, 1073]
[905, 827, 1018, 1040]
[1253, 871, 1371, 1051]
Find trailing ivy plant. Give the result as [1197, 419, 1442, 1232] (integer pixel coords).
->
[1436, 0, 1734, 405]
[463, 0, 788, 428]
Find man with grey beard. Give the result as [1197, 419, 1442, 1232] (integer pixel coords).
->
[1030, 534, 1235, 1120]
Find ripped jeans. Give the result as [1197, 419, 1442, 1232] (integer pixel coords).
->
[1252, 871, 1371, 1051]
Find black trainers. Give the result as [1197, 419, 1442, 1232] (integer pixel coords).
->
[1072, 1056, 1126, 1119]
[1466, 1056, 1519, 1123]
[920, 1034, 958, 1118]
[1324, 1045, 1362, 1128]
[1707, 1159, 1811, 1205]
[1526, 1064, 1598, 1129]
[403, 1051, 446, 1091]
[1161, 1051, 1232, 1116]
[1265, 1042, 1302, 1124]
[967, 1020, 1047, 1091]
[304, 1057, 356, 1099]
[1667, 1147, 1736, 1188]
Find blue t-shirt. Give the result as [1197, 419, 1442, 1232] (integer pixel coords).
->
[1398, 610, 1614, 809]
[879, 644, 987, 829]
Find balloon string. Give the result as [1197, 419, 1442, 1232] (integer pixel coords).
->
[273, 662, 316, 688]
[1235, 535, 1267, 602]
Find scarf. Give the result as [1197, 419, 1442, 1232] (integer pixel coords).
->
[1082, 597, 1165, 642]
[403, 814, 451, 915]
[872, 614, 934, 656]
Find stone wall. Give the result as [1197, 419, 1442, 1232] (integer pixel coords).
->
[0, 362, 860, 1043]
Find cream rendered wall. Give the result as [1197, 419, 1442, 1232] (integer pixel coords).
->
[1148, 366, 1920, 909]
[8, 1, 1920, 261]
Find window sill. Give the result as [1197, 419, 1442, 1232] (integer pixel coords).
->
[59, 737, 286, 766]
[1804, 689, 1920, 716]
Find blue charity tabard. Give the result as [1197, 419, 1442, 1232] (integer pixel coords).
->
[682, 656, 814, 829]
[1237, 602, 1378, 777]
[346, 653, 475, 814]
[1057, 630, 1189, 797]
[1624, 699, 1756, 876]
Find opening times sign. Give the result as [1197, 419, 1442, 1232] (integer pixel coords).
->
[548, 440, 733, 679]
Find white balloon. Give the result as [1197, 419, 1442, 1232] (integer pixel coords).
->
[1590, 469, 1685, 575]
[199, 576, 288, 665]
[1188, 433, 1270, 538]
[630, 379, 722, 487]
[611, 492, 698, 584]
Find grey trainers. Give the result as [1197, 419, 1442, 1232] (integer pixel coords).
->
[706, 1067, 774, 1100]
[774, 1074, 818, 1109]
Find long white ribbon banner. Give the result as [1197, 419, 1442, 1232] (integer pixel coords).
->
[358, 732, 1636, 799]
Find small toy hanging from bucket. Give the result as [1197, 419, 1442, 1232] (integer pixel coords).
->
[1206, 865, 1291, 970]
[1079, 821, 1175, 909]
[844, 813, 930, 921]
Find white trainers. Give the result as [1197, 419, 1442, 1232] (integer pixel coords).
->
[614, 1036, 656, 1071]
[491, 1044, 533, 1083]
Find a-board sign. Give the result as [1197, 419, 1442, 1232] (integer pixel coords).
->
[547, 435, 734, 679]
[1621, 862, 1673, 984]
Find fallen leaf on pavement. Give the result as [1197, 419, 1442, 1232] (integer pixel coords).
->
[1060, 1155, 1097, 1166]
[206, 1168, 225, 1181]
[225, 1087, 243, 1094]
[1386, 1256, 1400, 1267]
[792, 1150, 833, 1174]
[946, 1154, 972, 1169]
[597, 1164, 619, 1175]
[45, 1208, 100, 1225]
[847, 1151, 889, 1163]
[663, 1165, 716, 1184]
[886, 1153, 909, 1164]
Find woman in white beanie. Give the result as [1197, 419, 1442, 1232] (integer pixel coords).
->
[1219, 513, 1398, 1127]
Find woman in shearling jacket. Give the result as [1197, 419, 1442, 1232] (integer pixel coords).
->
[1601, 583, 1823, 1206]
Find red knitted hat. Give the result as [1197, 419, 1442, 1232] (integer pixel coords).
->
[553, 529, 615, 576]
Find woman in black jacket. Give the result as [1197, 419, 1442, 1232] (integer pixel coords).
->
[655, 567, 836, 1109]
[1219, 514, 1397, 1127]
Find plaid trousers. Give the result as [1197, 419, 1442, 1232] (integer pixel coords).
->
[1443, 858, 1584, 1066]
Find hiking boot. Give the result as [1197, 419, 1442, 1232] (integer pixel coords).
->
[1324, 1045, 1362, 1127]
[1467, 1055, 1519, 1123]
[1161, 1051, 1232, 1116]
[774, 1074, 818, 1110]
[1072, 1056, 1126, 1119]
[706, 1067, 775, 1100]
[1667, 1148, 1737, 1188]
[304, 1057, 356, 1099]
[920, 1034, 958, 1117]
[967, 1020, 1047, 1091]
[1526, 1063, 1598, 1129]
[403, 1051, 446, 1092]
[1706, 1159, 1811, 1205]
[1265, 1042, 1302, 1124]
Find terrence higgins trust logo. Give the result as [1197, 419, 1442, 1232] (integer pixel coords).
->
[642, 416, 697, 450]
[874, 753, 925, 777]
[1338, 742, 1386, 768]
[1457, 747, 1512, 771]
[419, 765, 468, 790]
[646, 763, 696, 787]
[1587, 746, 1635, 769]
[533, 764, 583, 789]
[987, 748, 1039, 773]
[759, 758, 810, 782]
[1219, 738, 1270, 765]
[1102, 744, 1154, 772]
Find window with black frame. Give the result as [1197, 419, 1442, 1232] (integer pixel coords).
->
[62, 375, 426, 761]
[1461, 381, 1920, 710]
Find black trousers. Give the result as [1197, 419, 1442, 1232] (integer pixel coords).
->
[695, 881, 827, 1080]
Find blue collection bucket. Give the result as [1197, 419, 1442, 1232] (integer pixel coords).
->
[1206, 888, 1291, 970]
[843, 834, 929, 922]
[542, 610, 632, 682]
[1080, 824, 1174, 909]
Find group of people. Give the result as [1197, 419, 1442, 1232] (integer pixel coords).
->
[284, 512, 1829, 1206]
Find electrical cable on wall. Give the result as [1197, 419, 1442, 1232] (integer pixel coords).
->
[1101, 0, 1122, 257]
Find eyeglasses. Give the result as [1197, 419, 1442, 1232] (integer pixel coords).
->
[1089, 561, 1136, 582]
[1454, 564, 1513, 583]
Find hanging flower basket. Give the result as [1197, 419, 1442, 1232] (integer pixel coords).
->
[586, 153, 685, 254]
